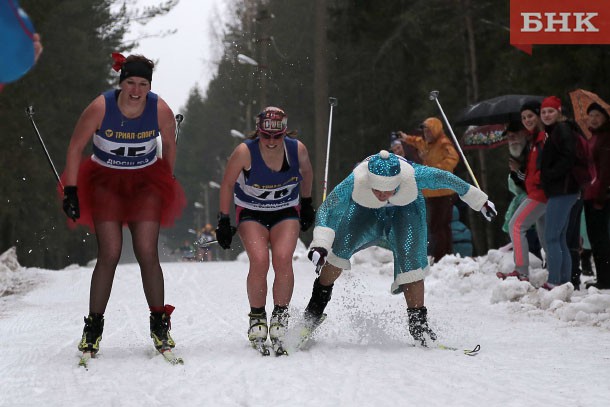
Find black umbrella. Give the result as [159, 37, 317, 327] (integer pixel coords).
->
[455, 94, 545, 126]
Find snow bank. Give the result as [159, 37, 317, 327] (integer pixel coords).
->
[345, 246, 610, 330]
[0, 247, 29, 297]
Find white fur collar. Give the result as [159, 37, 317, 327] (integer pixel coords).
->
[352, 160, 418, 208]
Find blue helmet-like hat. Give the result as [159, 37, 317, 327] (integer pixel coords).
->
[367, 150, 402, 191]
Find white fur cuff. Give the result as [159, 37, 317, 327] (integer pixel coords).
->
[310, 226, 335, 251]
[460, 186, 488, 211]
[390, 267, 428, 294]
[327, 251, 351, 270]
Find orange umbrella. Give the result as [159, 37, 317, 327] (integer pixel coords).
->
[569, 89, 610, 139]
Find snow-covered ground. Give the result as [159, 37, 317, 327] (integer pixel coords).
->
[1, 243, 610, 407]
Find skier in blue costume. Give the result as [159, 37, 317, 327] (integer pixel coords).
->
[217, 106, 314, 354]
[305, 150, 497, 346]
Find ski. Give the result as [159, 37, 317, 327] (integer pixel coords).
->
[157, 348, 184, 365]
[270, 338, 288, 356]
[195, 238, 218, 248]
[250, 339, 270, 356]
[440, 343, 480, 356]
[414, 342, 481, 356]
[290, 313, 327, 351]
[78, 351, 95, 368]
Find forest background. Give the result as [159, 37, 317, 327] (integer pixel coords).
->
[2, 0, 609, 269]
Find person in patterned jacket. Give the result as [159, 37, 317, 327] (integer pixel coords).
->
[304, 150, 496, 347]
[398, 118, 460, 262]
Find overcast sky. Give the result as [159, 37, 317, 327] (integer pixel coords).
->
[124, 0, 231, 113]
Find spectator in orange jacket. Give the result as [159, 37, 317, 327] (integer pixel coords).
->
[398, 117, 460, 261]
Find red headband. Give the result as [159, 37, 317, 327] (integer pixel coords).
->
[541, 96, 561, 111]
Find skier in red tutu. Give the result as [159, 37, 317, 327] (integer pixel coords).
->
[60, 53, 186, 357]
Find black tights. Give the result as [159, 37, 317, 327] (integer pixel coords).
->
[89, 221, 164, 314]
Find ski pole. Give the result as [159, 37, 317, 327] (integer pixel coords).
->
[25, 106, 63, 189]
[429, 91, 480, 189]
[175, 114, 184, 145]
[195, 238, 218, 248]
[322, 97, 338, 201]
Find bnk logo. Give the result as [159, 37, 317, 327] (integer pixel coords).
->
[510, 0, 610, 54]
[521, 12, 599, 33]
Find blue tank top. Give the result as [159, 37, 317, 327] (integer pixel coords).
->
[234, 137, 302, 211]
[92, 90, 159, 169]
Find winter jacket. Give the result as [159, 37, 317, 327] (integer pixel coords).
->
[584, 122, 610, 206]
[509, 143, 528, 191]
[540, 121, 580, 197]
[403, 117, 459, 198]
[524, 131, 547, 203]
[451, 206, 473, 257]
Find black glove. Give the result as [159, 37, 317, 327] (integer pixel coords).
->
[307, 247, 328, 268]
[480, 201, 497, 222]
[408, 306, 437, 347]
[62, 186, 80, 221]
[216, 213, 236, 250]
[299, 197, 315, 231]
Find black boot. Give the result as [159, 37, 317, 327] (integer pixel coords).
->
[78, 313, 104, 353]
[150, 308, 176, 350]
[304, 278, 333, 321]
[570, 249, 582, 290]
[581, 249, 594, 276]
[407, 306, 437, 347]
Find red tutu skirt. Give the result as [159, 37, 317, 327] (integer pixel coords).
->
[59, 158, 186, 233]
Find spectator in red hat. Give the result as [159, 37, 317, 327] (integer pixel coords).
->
[539, 96, 581, 289]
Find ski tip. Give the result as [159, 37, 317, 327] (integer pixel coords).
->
[463, 344, 481, 356]
[159, 349, 184, 365]
[78, 351, 94, 369]
[250, 340, 271, 356]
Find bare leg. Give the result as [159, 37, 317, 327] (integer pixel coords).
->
[89, 221, 123, 314]
[268, 219, 300, 306]
[129, 221, 164, 308]
[239, 221, 271, 308]
[318, 263, 343, 286]
[402, 280, 425, 309]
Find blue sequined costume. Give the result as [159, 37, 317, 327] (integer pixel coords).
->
[311, 153, 487, 294]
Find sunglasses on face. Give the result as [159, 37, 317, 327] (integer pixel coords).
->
[259, 132, 285, 140]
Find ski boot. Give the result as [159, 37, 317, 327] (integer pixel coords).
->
[269, 306, 289, 355]
[150, 305, 176, 351]
[304, 278, 333, 323]
[407, 306, 437, 347]
[248, 311, 269, 355]
[78, 313, 104, 354]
